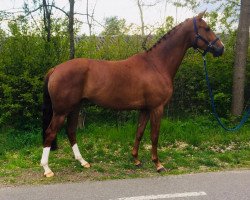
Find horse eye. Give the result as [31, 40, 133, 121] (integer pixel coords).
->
[205, 27, 211, 32]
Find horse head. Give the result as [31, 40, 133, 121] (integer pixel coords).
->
[192, 11, 224, 57]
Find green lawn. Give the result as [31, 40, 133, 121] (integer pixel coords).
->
[0, 116, 249, 186]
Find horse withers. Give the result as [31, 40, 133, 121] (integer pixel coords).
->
[41, 11, 224, 177]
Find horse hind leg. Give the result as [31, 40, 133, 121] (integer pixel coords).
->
[67, 108, 90, 169]
[132, 109, 149, 167]
[41, 113, 65, 177]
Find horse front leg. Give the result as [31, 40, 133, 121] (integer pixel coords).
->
[67, 108, 90, 169]
[132, 109, 149, 167]
[149, 106, 166, 172]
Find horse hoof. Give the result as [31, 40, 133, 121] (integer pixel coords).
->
[136, 163, 143, 168]
[134, 160, 142, 168]
[157, 167, 167, 173]
[44, 171, 54, 178]
[82, 163, 91, 168]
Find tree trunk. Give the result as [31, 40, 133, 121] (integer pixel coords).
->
[68, 0, 85, 128]
[42, 0, 52, 42]
[137, 0, 145, 37]
[86, 0, 92, 36]
[231, 0, 250, 115]
[68, 0, 75, 60]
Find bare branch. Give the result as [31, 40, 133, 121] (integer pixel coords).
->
[23, 5, 43, 17]
[91, 0, 98, 19]
[142, 32, 152, 50]
[143, 0, 164, 7]
[48, 4, 69, 17]
[86, 0, 98, 35]
[75, 12, 104, 28]
[0, 4, 69, 18]
[30, 12, 43, 33]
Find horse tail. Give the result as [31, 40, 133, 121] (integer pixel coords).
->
[42, 68, 58, 150]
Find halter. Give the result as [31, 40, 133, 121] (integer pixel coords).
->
[192, 17, 220, 56]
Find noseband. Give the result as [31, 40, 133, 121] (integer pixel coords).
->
[192, 17, 219, 56]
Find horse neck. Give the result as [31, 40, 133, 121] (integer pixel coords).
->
[147, 24, 192, 80]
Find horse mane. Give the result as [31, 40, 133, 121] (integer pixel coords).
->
[147, 19, 189, 52]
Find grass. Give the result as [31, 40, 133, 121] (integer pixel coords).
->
[0, 115, 249, 187]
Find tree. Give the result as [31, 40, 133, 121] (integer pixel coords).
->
[42, 0, 54, 42]
[135, 0, 163, 37]
[101, 16, 126, 36]
[69, 0, 75, 59]
[15, 0, 77, 60]
[134, 0, 163, 50]
[231, 0, 250, 115]
[86, 0, 97, 36]
[155, 16, 174, 36]
[136, 0, 146, 37]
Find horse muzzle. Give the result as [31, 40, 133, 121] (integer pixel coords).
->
[211, 46, 224, 57]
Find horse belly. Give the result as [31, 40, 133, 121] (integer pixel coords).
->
[87, 87, 145, 110]
[83, 76, 144, 109]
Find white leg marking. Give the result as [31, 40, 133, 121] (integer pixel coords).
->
[72, 144, 89, 167]
[40, 147, 53, 176]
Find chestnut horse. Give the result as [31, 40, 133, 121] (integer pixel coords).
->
[41, 12, 224, 177]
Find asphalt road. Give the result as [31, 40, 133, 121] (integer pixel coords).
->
[1, 170, 250, 200]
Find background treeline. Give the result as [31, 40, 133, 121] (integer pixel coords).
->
[0, 14, 249, 130]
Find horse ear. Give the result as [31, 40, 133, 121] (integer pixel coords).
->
[197, 10, 207, 19]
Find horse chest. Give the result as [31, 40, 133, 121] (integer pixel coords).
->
[143, 74, 173, 107]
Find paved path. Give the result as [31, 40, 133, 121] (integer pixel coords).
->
[1, 170, 250, 200]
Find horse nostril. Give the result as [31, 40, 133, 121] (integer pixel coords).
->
[213, 46, 224, 57]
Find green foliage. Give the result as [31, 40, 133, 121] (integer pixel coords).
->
[155, 16, 174, 37]
[172, 0, 200, 10]
[76, 34, 142, 60]
[206, 11, 218, 29]
[0, 18, 69, 129]
[101, 16, 127, 36]
[202, 0, 240, 33]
